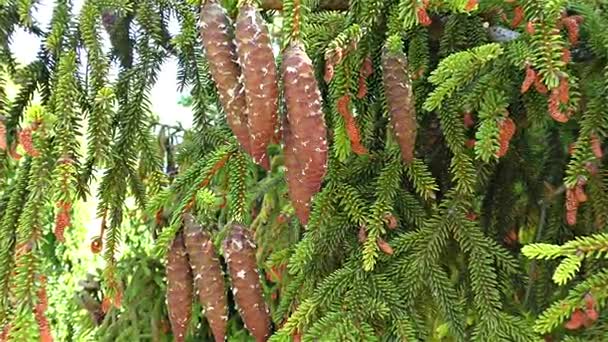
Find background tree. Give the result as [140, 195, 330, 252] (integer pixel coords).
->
[0, 0, 607, 341]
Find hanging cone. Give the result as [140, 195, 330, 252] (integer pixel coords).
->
[200, 1, 251, 156]
[282, 42, 328, 224]
[183, 214, 228, 342]
[166, 232, 193, 342]
[235, 3, 278, 170]
[382, 47, 417, 164]
[223, 224, 270, 342]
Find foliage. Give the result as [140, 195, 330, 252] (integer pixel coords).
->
[0, 0, 607, 341]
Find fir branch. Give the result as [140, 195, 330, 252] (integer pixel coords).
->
[424, 43, 504, 111]
[9, 118, 53, 338]
[534, 268, 608, 334]
[0, 158, 31, 324]
[404, 158, 438, 201]
[362, 152, 402, 271]
[227, 151, 251, 224]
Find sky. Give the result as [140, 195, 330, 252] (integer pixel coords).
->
[11, 0, 193, 128]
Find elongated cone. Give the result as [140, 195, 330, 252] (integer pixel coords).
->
[235, 4, 278, 170]
[200, 2, 251, 155]
[382, 48, 417, 163]
[183, 214, 228, 342]
[166, 232, 193, 342]
[282, 42, 328, 223]
[283, 116, 313, 223]
[223, 224, 270, 342]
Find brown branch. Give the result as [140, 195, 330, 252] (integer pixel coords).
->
[260, 0, 348, 10]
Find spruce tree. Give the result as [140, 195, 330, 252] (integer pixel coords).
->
[0, 0, 607, 341]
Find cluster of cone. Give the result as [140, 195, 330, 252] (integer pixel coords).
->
[166, 214, 270, 342]
[201, 1, 422, 224]
[200, 0, 327, 224]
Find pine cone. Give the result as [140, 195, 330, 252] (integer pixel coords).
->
[200, 2, 251, 155]
[183, 214, 228, 342]
[282, 42, 328, 223]
[235, 4, 278, 170]
[283, 117, 314, 223]
[382, 48, 417, 164]
[223, 224, 270, 342]
[166, 232, 193, 342]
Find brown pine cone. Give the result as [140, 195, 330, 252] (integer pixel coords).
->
[223, 224, 270, 342]
[282, 42, 328, 223]
[235, 4, 279, 170]
[183, 214, 228, 342]
[200, 2, 251, 155]
[166, 232, 193, 342]
[283, 117, 314, 224]
[382, 48, 417, 164]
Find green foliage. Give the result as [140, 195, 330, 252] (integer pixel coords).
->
[0, 0, 608, 341]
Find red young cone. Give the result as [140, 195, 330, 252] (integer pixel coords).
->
[34, 276, 52, 342]
[223, 224, 271, 342]
[377, 238, 394, 255]
[521, 66, 536, 94]
[526, 21, 536, 35]
[54, 201, 71, 242]
[463, 112, 475, 128]
[417, 7, 432, 26]
[590, 134, 603, 159]
[496, 117, 516, 158]
[562, 48, 571, 63]
[0, 324, 10, 341]
[166, 232, 193, 342]
[19, 127, 39, 157]
[534, 78, 548, 94]
[511, 6, 524, 28]
[337, 95, 367, 155]
[183, 214, 228, 342]
[356, 76, 368, 99]
[465, 0, 477, 12]
[561, 16, 580, 45]
[565, 309, 586, 330]
[360, 57, 373, 77]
